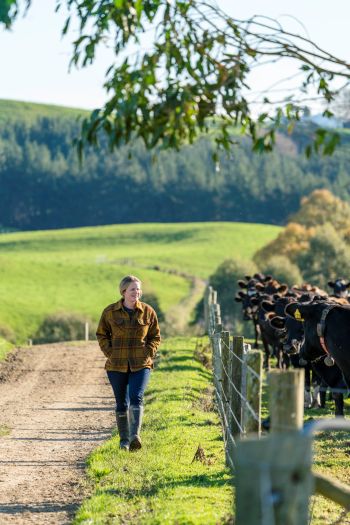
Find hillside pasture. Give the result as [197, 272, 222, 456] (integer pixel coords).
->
[0, 221, 279, 344]
[0, 99, 87, 123]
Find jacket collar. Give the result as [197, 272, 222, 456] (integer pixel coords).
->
[113, 299, 144, 312]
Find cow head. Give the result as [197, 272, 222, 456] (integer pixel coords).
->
[328, 278, 350, 299]
[235, 289, 258, 320]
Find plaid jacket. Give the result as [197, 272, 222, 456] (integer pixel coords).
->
[96, 299, 161, 372]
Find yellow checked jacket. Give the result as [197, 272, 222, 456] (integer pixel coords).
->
[96, 299, 161, 372]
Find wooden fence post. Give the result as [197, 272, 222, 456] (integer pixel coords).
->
[209, 303, 215, 334]
[221, 331, 230, 404]
[204, 286, 211, 334]
[85, 322, 89, 341]
[235, 433, 314, 525]
[268, 369, 305, 433]
[221, 331, 230, 466]
[213, 303, 221, 331]
[243, 350, 263, 436]
[211, 332, 219, 392]
[230, 335, 244, 437]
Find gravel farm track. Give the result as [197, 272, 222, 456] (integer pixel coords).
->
[0, 342, 114, 525]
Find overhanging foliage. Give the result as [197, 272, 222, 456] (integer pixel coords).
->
[2, 1, 350, 158]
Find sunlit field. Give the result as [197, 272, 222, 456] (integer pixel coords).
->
[0, 221, 279, 343]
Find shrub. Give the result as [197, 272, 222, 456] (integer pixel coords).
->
[298, 223, 350, 288]
[254, 222, 313, 266]
[34, 312, 94, 343]
[141, 292, 165, 323]
[0, 323, 16, 344]
[259, 256, 303, 287]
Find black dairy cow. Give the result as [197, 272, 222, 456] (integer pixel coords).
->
[235, 289, 260, 348]
[285, 302, 350, 412]
[261, 296, 297, 369]
[274, 313, 346, 415]
[328, 278, 350, 300]
[235, 273, 272, 349]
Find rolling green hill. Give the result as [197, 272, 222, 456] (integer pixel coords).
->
[0, 99, 87, 123]
[0, 221, 279, 343]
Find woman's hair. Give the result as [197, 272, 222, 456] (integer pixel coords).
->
[119, 275, 142, 296]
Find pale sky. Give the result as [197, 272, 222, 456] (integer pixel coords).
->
[0, 0, 349, 112]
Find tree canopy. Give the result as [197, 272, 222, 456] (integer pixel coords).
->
[254, 189, 350, 288]
[2, 1, 350, 157]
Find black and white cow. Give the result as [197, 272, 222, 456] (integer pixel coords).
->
[328, 278, 350, 300]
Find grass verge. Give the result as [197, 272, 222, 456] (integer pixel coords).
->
[0, 336, 13, 362]
[73, 337, 233, 525]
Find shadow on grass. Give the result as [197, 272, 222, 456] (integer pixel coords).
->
[157, 364, 211, 380]
[99, 470, 234, 500]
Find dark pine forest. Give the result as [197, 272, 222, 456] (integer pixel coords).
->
[1, 108, 350, 231]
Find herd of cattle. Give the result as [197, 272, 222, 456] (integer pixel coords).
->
[235, 275, 350, 415]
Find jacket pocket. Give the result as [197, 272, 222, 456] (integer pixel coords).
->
[136, 318, 150, 338]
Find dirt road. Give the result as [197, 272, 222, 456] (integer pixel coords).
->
[0, 342, 114, 525]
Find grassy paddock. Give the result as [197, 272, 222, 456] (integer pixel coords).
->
[306, 405, 350, 525]
[0, 222, 279, 344]
[73, 337, 233, 525]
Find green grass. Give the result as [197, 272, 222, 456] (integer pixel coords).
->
[0, 99, 87, 123]
[73, 337, 233, 525]
[305, 404, 350, 525]
[0, 336, 13, 361]
[0, 222, 279, 344]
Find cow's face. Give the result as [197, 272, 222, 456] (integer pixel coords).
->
[239, 288, 259, 320]
[328, 278, 350, 298]
[282, 316, 304, 355]
[269, 315, 288, 343]
[284, 301, 330, 360]
[235, 288, 258, 321]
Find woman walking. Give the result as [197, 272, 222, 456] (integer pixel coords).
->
[96, 275, 161, 451]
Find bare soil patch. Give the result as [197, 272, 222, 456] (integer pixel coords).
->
[0, 341, 114, 524]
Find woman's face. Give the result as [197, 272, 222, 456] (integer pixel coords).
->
[123, 281, 142, 304]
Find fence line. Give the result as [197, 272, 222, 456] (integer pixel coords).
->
[207, 285, 263, 455]
[203, 285, 350, 525]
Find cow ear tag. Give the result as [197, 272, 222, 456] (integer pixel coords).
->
[294, 308, 304, 321]
[324, 355, 335, 367]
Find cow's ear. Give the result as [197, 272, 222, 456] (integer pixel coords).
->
[264, 275, 272, 282]
[238, 290, 245, 298]
[244, 275, 251, 281]
[270, 316, 286, 329]
[250, 297, 259, 305]
[346, 282, 350, 289]
[284, 302, 304, 321]
[234, 296, 242, 302]
[278, 284, 288, 295]
[255, 282, 264, 291]
[237, 280, 248, 289]
[261, 300, 275, 312]
[328, 281, 335, 288]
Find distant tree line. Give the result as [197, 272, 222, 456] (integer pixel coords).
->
[1, 115, 350, 231]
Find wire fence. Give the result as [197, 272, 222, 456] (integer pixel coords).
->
[205, 285, 263, 470]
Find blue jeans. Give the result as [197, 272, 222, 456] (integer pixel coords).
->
[107, 367, 151, 413]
